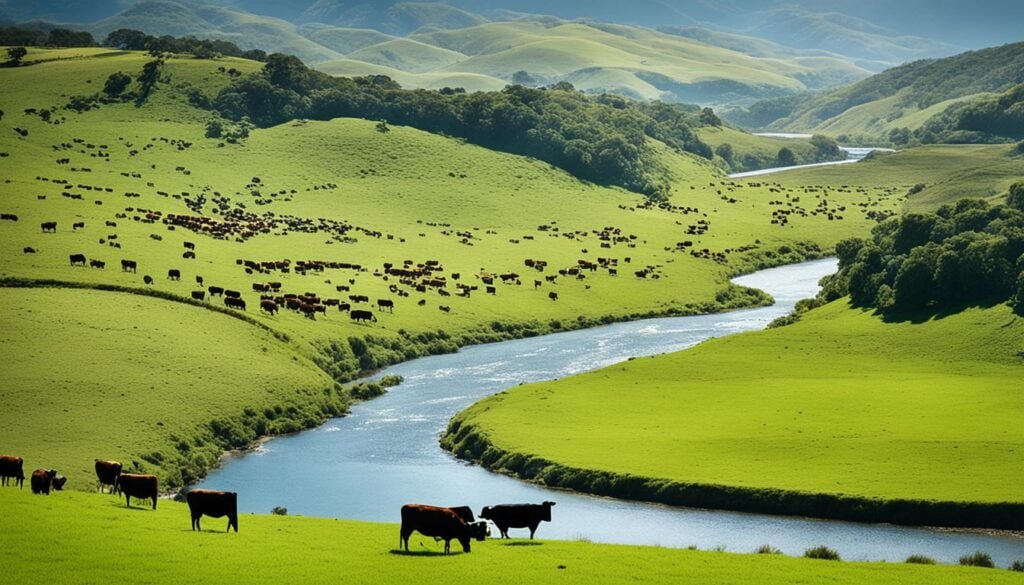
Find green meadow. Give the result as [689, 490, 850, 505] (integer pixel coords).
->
[444, 300, 1024, 523]
[0, 489, 1017, 585]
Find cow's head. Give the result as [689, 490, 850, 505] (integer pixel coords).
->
[542, 501, 556, 522]
[469, 521, 488, 542]
[479, 506, 493, 520]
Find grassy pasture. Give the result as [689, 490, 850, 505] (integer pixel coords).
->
[0, 489, 1017, 585]
[445, 301, 1024, 523]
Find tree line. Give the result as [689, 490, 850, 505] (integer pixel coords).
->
[820, 184, 1024, 315]
[0, 26, 267, 62]
[207, 54, 715, 198]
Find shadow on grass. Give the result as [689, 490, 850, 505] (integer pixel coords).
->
[389, 549, 465, 557]
[876, 298, 1005, 324]
[501, 541, 543, 547]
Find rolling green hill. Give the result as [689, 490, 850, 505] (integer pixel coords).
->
[731, 42, 1024, 141]
[444, 298, 1024, 526]
[3, 490, 1016, 585]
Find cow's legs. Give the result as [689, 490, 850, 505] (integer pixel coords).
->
[151, 495, 157, 510]
[124, 492, 132, 508]
[444, 539, 450, 554]
[529, 521, 540, 539]
[400, 529, 412, 551]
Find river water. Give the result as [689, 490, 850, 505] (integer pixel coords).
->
[729, 136, 895, 179]
[198, 258, 1023, 564]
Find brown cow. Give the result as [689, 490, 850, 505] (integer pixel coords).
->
[116, 473, 158, 509]
[0, 455, 25, 488]
[399, 504, 486, 554]
[260, 299, 278, 315]
[94, 459, 122, 494]
[31, 469, 57, 495]
[186, 489, 238, 532]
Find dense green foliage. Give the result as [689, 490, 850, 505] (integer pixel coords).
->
[907, 83, 1024, 144]
[822, 196, 1024, 314]
[0, 27, 95, 48]
[207, 53, 714, 197]
[103, 28, 268, 62]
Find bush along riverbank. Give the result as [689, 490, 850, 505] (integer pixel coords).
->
[440, 418, 1024, 531]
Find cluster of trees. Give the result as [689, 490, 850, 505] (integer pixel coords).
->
[891, 83, 1024, 145]
[713, 134, 842, 173]
[209, 54, 715, 197]
[103, 29, 268, 62]
[0, 26, 95, 48]
[821, 185, 1024, 315]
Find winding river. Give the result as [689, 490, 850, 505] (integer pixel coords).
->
[199, 258, 1024, 564]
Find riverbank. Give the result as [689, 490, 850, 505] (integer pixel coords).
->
[441, 300, 1024, 531]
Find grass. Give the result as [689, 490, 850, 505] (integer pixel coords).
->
[0, 489, 1016, 585]
[444, 300, 1024, 523]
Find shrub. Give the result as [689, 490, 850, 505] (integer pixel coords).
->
[755, 544, 782, 554]
[959, 551, 995, 568]
[804, 546, 841, 560]
[1010, 560, 1024, 571]
[271, 506, 288, 515]
[905, 555, 937, 564]
[103, 72, 132, 97]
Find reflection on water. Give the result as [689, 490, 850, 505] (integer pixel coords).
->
[198, 259, 1024, 563]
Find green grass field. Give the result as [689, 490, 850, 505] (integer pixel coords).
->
[1, 489, 1016, 585]
[445, 300, 1024, 516]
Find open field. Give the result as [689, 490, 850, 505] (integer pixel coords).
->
[1, 489, 1019, 585]
[444, 300, 1024, 527]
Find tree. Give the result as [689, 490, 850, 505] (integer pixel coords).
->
[136, 59, 164, 104]
[810, 134, 841, 158]
[1007, 182, 1024, 212]
[5, 46, 27, 67]
[699, 107, 721, 127]
[104, 29, 149, 50]
[46, 28, 94, 47]
[103, 72, 132, 97]
[375, 120, 390, 134]
[511, 70, 536, 86]
[205, 120, 223, 138]
[1013, 271, 1024, 315]
[776, 147, 797, 167]
[714, 143, 734, 165]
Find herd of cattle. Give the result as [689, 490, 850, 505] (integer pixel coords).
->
[2, 454, 555, 552]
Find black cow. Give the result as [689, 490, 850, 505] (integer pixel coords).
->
[121, 259, 137, 273]
[0, 455, 25, 488]
[208, 286, 224, 297]
[23, 247, 36, 254]
[399, 504, 487, 554]
[41, 222, 57, 233]
[186, 489, 238, 533]
[143, 275, 154, 285]
[549, 292, 558, 301]
[73, 222, 85, 230]
[377, 299, 394, 312]
[90, 259, 105, 269]
[52, 474, 67, 490]
[94, 459, 122, 494]
[224, 297, 246, 311]
[350, 309, 376, 323]
[191, 290, 206, 301]
[480, 501, 555, 539]
[31, 469, 57, 495]
[168, 269, 180, 280]
[116, 473, 158, 509]
[69, 253, 86, 266]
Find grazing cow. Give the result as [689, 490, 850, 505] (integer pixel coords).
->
[548, 292, 558, 301]
[41, 221, 57, 233]
[191, 290, 206, 301]
[224, 290, 241, 298]
[143, 275, 153, 285]
[31, 469, 58, 495]
[224, 297, 246, 311]
[338, 302, 350, 312]
[196, 275, 204, 286]
[183, 251, 196, 259]
[486, 286, 496, 295]
[73, 222, 85, 230]
[260, 300, 278, 315]
[480, 501, 555, 539]
[23, 247, 36, 254]
[183, 241, 195, 250]
[377, 299, 394, 312]
[116, 473, 158, 509]
[448, 506, 476, 523]
[0, 213, 18, 221]
[208, 286, 224, 297]
[186, 489, 238, 533]
[439, 305, 450, 313]
[52, 474, 67, 490]
[0, 455, 25, 488]
[121, 259, 137, 273]
[399, 505, 487, 554]
[94, 459, 122, 493]
[168, 269, 180, 280]
[350, 309, 376, 323]
[69, 253, 86, 266]
[90, 259, 105, 269]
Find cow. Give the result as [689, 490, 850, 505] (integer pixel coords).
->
[116, 473, 158, 509]
[143, 275, 154, 285]
[73, 221, 85, 230]
[549, 292, 558, 301]
[377, 299, 394, 312]
[208, 286, 224, 297]
[196, 275, 204, 286]
[260, 299, 278, 315]
[90, 259, 105, 269]
[31, 469, 57, 495]
[186, 489, 238, 533]
[224, 297, 246, 311]
[0, 455, 25, 488]
[183, 241, 195, 250]
[486, 286, 496, 295]
[94, 459, 122, 494]
[41, 221, 57, 233]
[69, 253, 86, 266]
[448, 506, 476, 523]
[52, 474, 67, 490]
[338, 302, 350, 312]
[479, 501, 555, 539]
[224, 289, 241, 298]
[121, 259, 137, 273]
[0, 213, 18, 221]
[23, 247, 36, 254]
[183, 251, 196, 259]
[168, 269, 180, 280]
[191, 290, 206, 301]
[399, 504, 487, 554]
[350, 309, 376, 323]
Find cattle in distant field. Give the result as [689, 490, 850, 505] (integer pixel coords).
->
[260, 300, 278, 315]
[183, 241, 195, 250]
[121, 259, 137, 273]
[168, 269, 180, 280]
[439, 305, 450, 313]
[480, 501, 555, 539]
[224, 290, 241, 298]
[0, 455, 25, 488]
[208, 286, 224, 297]
[90, 259, 105, 269]
[338, 302, 350, 312]
[73, 222, 85, 230]
[183, 251, 196, 259]
[51, 474, 67, 490]
[196, 275, 204, 286]
[350, 310, 376, 323]
[191, 290, 206, 301]
[116, 473, 158, 509]
[548, 292, 558, 301]
[94, 459, 122, 493]
[69, 253, 86, 266]
[0, 213, 17, 221]
[377, 299, 394, 312]
[41, 222, 57, 233]
[31, 469, 57, 495]
[186, 489, 238, 533]
[143, 275, 153, 285]
[399, 504, 487, 554]
[486, 286, 496, 295]
[23, 247, 36, 254]
[224, 297, 246, 311]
